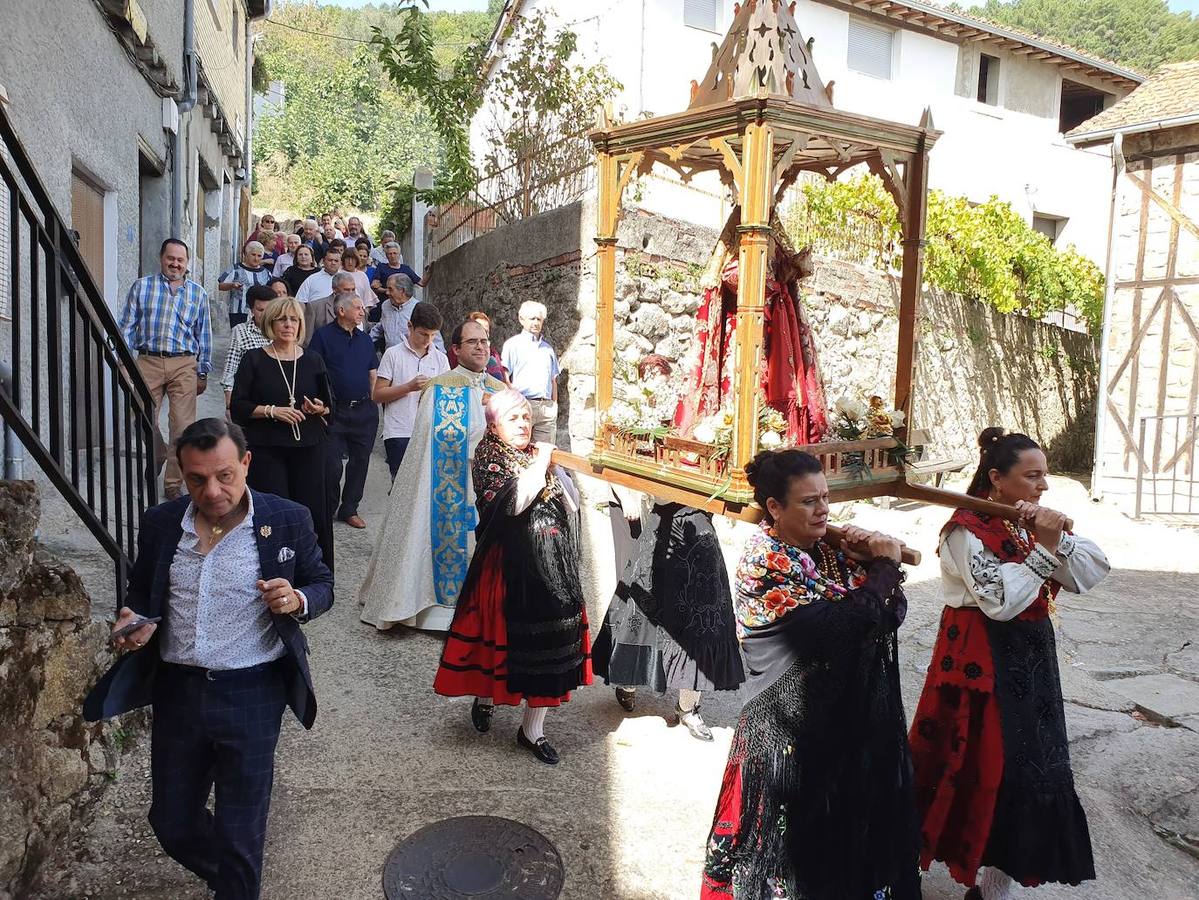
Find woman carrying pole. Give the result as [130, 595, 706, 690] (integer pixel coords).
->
[701, 449, 921, 899]
[909, 428, 1110, 900]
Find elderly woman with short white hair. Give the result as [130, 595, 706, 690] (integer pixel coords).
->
[273, 232, 303, 278]
[434, 388, 591, 765]
[219, 240, 273, 329]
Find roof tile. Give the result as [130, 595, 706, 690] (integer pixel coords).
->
[1068, 61, 1199, 138]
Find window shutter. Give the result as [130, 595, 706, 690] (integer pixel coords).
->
[684, 0, 720, 33]
[847, 19, 894, 80]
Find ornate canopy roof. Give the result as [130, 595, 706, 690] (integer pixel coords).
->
[689, 0, 831, 110]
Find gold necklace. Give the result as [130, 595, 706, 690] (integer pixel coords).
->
[204, 501, 245, 539]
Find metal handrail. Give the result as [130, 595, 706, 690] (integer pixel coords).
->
[0, 103, 158, 607]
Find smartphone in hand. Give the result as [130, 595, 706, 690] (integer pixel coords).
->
[110, 616, 162, 643]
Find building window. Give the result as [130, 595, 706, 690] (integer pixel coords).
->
[684, 0, 720, 33]
[1059, 79, 1108, 134]
[1033, 214, 1066, 245]
[847, 18, 895, 80]
[977, 53, 999, 106]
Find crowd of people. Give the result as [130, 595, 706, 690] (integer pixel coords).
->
[103, 218, 1112, 900]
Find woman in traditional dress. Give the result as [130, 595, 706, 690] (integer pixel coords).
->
[702, 449, 920, 899]
[433, 389, 592, 765]
[909, 428, 1110, 900]
[594, 356, 744, 741]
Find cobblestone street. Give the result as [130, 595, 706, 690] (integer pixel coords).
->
[34, 418, 1199, 899]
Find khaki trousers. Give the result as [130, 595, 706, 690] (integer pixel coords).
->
[529, 398, 558, 445]
[136, 355, 197, 496]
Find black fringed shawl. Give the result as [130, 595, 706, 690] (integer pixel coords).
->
[465, 432, 587, 698]
[722, 529, 921, 899]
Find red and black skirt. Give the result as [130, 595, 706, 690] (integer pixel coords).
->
[434, 540, 592, 708]
[909, 605, 1094, 888]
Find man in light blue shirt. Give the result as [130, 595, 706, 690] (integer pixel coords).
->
[501, 300, 560, 443]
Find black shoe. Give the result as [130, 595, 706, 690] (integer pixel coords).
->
[615, 687, 636, 713]
[471, 698, 493, 733]
[674, 705, 715, 742]
[516, 727, 560, 765]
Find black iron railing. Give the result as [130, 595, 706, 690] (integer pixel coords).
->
[0, 103, 157, 607]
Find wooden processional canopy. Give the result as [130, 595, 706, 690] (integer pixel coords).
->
[551, 0, 1026, 556]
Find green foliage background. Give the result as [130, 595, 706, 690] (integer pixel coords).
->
[252, 1, 497, 218]
[965, 0, 1199, 72]
[786, 175, 1105, 331]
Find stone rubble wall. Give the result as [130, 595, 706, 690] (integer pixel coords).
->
[427, 202, 1098, 470]
[0, 481, 132, 899]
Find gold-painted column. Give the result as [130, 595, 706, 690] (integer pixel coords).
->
[594, 150, 619, 419]
[731, 121, 773, 470]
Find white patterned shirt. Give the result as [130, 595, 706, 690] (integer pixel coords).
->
[220, 320, 270, 390]
[162, 494, 285, 670]
[940, 526, 1109, 621]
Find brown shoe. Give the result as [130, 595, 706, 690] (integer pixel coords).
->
[341, 514, 366, 529]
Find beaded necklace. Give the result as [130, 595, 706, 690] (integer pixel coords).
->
[1002, 518, 1059, 620]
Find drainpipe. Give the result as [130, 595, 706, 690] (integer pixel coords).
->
[171, 0, 198, 241]
[0, 363, 23, 480]
[1090, 132, 1124, 502]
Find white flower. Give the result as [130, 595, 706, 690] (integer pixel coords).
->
[889, 410, 906, 428]
[693, 423, 717, 444]
[759, 431, 782, 449]
[834, 396, 866, 420]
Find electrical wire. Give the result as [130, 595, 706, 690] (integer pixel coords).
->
[262, 15, 481, 47]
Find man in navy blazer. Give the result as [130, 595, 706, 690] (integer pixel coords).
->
[84, 417, 333, 900]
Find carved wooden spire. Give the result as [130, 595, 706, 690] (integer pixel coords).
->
[688, 0, 831, 110]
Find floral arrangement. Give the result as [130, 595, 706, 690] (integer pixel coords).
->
[758, 405, 787, 450]
[828, 394, 905, 442]
[603, 360, 681, 439]
[692, 407, 734, 453]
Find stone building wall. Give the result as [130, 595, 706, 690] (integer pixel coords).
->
[1095, 141, 1199, 513]
[0, 482, 132, 899]
[427, 202, 1099, 470]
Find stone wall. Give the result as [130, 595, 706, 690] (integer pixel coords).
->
[427, 203, 1099, 469]
[0, 482, 131, 900]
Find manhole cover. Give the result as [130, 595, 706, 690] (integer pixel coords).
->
[382, 815, 564, 899]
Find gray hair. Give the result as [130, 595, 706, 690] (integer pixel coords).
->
[303, 218, 319, 230]
[334, 293, 362, 313]
[285, 233, 302, 248]
[331, 272, 356, 290]
[387, 273, 414, 296]
[383, 241, 401, 252]
[244, 240, 265, 255]
[381, 230, 396, 241]
[519, 300, 547, 319]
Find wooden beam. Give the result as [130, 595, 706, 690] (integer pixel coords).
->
[1125, 169, 1199, 242]
[552, 450, 922, 564]
[593, 150, 619, 419]
[896, 482, 1073, 531]
[894, 125, 929, 428]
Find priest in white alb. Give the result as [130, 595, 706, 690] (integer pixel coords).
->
[360, 319, 506, 631]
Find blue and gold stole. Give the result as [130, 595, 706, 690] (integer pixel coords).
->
[429, 374, 502, 607]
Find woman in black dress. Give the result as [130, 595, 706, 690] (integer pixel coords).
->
[280, 244, 318, 297]
[594, 488, 745, 740]
[230, 296, 335, 570]
[702, 449, 920, 899]
[594, 354, 744, 740]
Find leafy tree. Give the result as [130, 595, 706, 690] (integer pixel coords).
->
[372, 8, 621, 228]
[786, 174, 1105, 331]
[252, 0, 496, 217]
[474, 13, 622, 221]
[965, 0, 1199, 72]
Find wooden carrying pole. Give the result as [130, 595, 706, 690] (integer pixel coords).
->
[551, 450, 922, 566]
[896, 482, 1074, 531]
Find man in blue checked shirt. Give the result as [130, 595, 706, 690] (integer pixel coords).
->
[119, 238, 213, 500]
